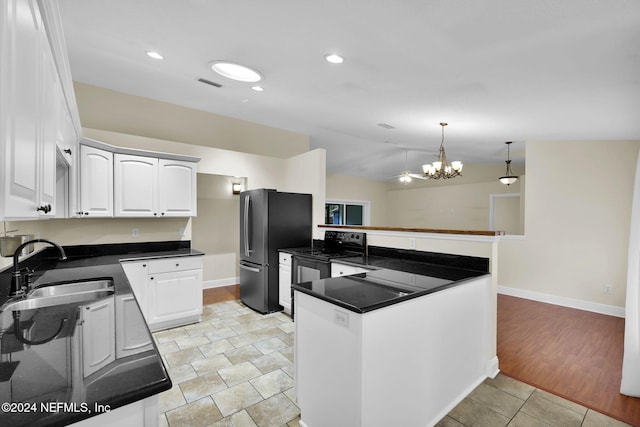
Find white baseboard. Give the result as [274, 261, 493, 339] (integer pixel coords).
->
[498, 286, 625, 318]
[486, 356, 500, 379]
[203, 277, 239, 289]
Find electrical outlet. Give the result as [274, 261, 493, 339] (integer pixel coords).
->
[179, 227, 185, 237]
[604, 284, 613, 294]
[334, 309, 349, 328]
[132, 228, 139, 238]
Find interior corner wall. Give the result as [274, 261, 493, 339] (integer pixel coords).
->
[499, 140, 640, 308]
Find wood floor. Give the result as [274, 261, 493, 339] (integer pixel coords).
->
[203, 285, 240, 305]
[498, 294, 640, 426]
[203, 286, 640, 425]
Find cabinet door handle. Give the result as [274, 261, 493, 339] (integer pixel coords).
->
[176, 263, 179, 267]
[36, 204, 52, 214]
[142, 264, 147, 268]
[150, 277, 154, 280]
[63, 148, 72, 155]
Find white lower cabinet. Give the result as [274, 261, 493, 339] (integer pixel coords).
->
[80, 296, 116, 378]
[115, 293, 153, 358]
[278, 252, 292, 314]
[121, 256, 203, 332]
[330, 262, 372, 278]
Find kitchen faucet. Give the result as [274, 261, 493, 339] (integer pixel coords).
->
[9, 239, 67, 297]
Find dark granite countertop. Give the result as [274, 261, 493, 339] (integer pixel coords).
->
[0, 241, 202, 426]
[292, 245, 490, 313]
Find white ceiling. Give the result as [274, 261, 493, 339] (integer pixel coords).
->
[58, 0, 640, 181]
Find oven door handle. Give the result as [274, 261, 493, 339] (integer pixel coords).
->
[240, 263, 261, 273]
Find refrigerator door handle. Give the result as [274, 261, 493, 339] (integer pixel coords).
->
[243, 195, 251, 257]
[239, 263, 261, 273]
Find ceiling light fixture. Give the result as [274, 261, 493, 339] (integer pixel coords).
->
[325, 53, 344, 64]
[422, 123, 463, 179]
[210, 61, 262, 82]
[499, 141, 518, 185]
[146, 51, 164, 60]
[251, 85, 264, 92]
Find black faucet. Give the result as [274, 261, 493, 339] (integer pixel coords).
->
[9, 239, 67, 297]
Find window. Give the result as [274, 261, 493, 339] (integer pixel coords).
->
[325, 200, 370, 226]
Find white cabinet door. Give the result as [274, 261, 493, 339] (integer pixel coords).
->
[1, 0, 41, 219]
[279, 252, 292, 313]
[81, 296, 116, 377]
[158, 159, 197, 217]
[147, 269, 203, 328]
[121, 260, 149, 321]
[114, 154, 158, 217]
[79, 145, 113, 217]
[115, 294, 153, 358]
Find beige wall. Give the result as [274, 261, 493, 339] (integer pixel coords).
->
[74, 82, 310, 159]
[325, 174, 388, 225]
[0, 217, 191, 269]
[499, 140, 640, 308]
[192, 174, 240, 284]
[386, 180, 522, 231]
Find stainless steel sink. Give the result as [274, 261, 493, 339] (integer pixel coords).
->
[28, 279, 114, 298]
[0, 279, 115, 327]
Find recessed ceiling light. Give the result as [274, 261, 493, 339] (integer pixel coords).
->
[210, 61, 262, 82]
[325, 53, 344, 64]
[251, 85, 264, 92]
[146, 51, 164, 60]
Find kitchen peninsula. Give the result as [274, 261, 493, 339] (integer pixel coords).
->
[293, 246, 494, 427]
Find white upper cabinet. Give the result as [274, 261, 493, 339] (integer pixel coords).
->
[158, 159, 197, 217]
[79, 145, 113, 217]
[0, 0, 81, 220]
[113, 153, 197, 218]
[114, 154, 159, 217]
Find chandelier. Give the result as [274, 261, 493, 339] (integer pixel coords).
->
[498, 141, 518, 185]
[422, 123, 463, 179]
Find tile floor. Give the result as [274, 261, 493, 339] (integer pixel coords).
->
[154, 300, 631, 427]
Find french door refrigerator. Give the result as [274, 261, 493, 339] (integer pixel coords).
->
[239, 189, 312, 313]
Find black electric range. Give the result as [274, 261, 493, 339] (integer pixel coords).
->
[287, 231, 366, 318]
[291, 230, 367, 266]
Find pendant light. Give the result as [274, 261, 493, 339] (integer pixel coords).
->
[499, 141, 518, 185]
[422, 123, 463, 179]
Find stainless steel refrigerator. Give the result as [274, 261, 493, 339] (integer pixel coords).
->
[239, 189, 312, 313]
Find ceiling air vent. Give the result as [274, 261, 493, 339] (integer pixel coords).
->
[377, 123, 395, 130]
[197, 78, 222, 88]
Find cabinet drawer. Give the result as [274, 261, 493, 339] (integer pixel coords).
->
[149, 256, 202, 274]
[279, 252, 292, 266]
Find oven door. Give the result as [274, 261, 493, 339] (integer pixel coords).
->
[291, 255, 331, 320]
[291, 255, 331, 284]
